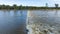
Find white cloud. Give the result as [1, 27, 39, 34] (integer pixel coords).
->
[53, 0, 60, 1]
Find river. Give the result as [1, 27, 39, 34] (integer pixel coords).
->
[0, 10, 27, 34]
[0, 10, 60, 34]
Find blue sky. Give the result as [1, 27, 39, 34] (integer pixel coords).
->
[0, 0, 60, 7]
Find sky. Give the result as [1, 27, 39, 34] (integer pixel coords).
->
[0, 0, 60, 7]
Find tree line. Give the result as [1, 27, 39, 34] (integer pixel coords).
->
[0, 4, 23, 10]
[0, 4, 59, 10]
[0, 4, 39, 10]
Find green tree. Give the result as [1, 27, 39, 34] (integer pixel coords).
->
[19, 5, 22, 10]
[55, 4, 58, 8]
[6, 5, 10, 10]
[1, 4, 6, 9]
[46, 3, 48, 7]
[13, 4, 18, 10]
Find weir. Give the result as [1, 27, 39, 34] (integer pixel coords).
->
[26, 10, 60, 34]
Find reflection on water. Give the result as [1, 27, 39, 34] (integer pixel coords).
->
[0, 10, 27, 34]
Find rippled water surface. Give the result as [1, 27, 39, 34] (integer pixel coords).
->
[27, 10, 60, 34]
[28, 10, 60, 25]
[0, 10, 27, 34]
